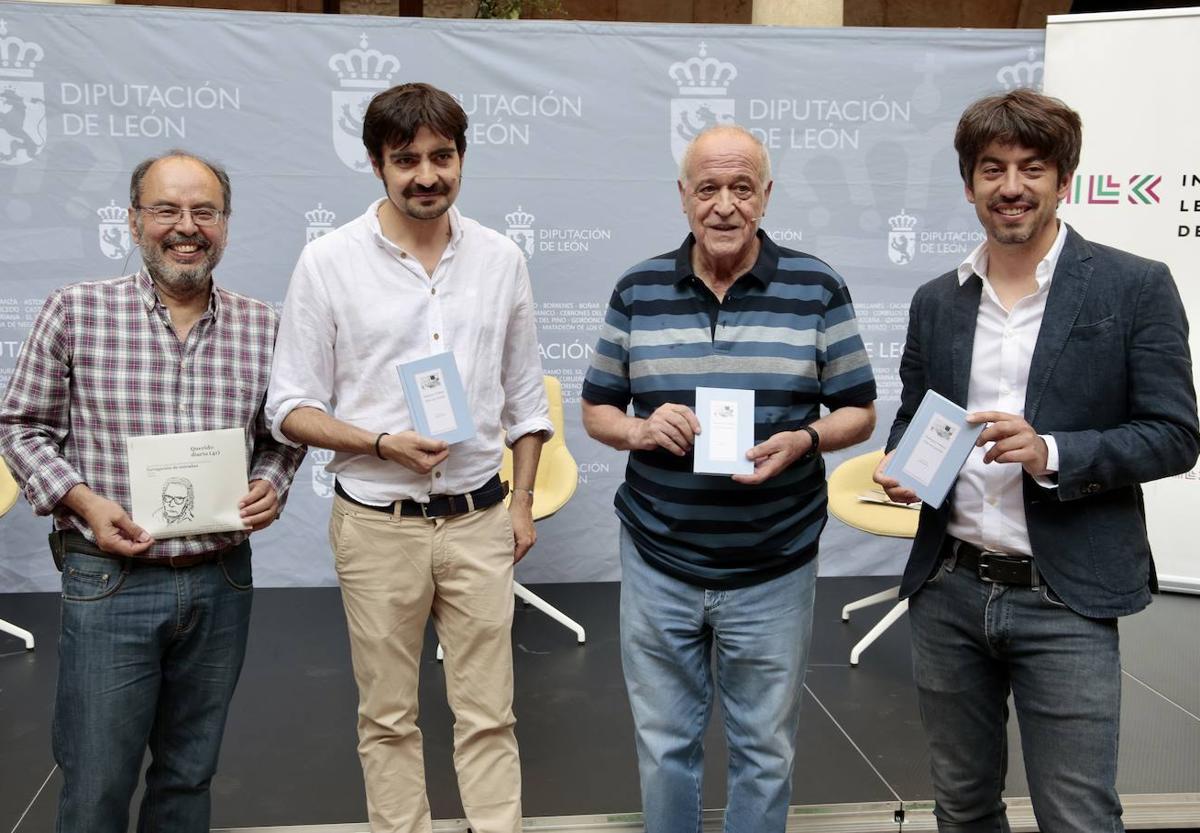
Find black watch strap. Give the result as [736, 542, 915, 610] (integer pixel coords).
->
[799, 425, 820, 461]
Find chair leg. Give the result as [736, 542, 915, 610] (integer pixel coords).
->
[0, 619, 34, 650]
[513, 582, 586, 644]
[840, 585, 901, 621]
[848, 600, 908, 667]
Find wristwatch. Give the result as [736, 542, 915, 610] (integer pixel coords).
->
[799, 425, 820, 461]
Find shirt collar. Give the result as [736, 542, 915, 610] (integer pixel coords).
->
[673, 230, 778, 289]
[957, 219, 1068, 290]
[135, 268, 221, 318]
[367, 197, 463, 253]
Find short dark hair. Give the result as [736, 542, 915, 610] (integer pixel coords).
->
[129, 149, 232, 214]
[361, 82, 468, 165]
[954, 89, 1082, 186]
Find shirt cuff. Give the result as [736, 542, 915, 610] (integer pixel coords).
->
[1033, 434, 1059, 489]
[25, 462, 85, 517]
[268, 398, 328, 446]
[506, 417, 554, 447]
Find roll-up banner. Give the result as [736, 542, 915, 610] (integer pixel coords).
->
[1045, 8, 1200, 594]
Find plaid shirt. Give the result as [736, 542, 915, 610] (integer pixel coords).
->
[0, 270, 306, 560]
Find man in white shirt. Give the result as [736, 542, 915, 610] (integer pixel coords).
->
[266, 82, 551, 833]
[874, 89, 1198, 832]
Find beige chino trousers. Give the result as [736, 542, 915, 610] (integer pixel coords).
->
[330, 494, 522, 833]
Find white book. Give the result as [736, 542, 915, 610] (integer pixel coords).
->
[126, 428, 250, 539]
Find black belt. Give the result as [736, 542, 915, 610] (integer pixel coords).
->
[334, 475, 508, 519]
[944, 537, 1040, 587]
[50, 530, 232, 571]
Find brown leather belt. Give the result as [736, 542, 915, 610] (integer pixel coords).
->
[944, 537, 1040, 587]
[50, 530, 232, 570]
[334, 474, 508, 519]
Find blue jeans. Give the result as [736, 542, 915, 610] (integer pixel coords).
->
[908, 552, 1124, 833]
[53, 542, 254, 833]
[619, 526, 817, 833]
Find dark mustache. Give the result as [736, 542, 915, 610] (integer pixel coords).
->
[162, 233, 209, 247]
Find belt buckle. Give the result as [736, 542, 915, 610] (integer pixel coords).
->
[420, 501, 432, 520]
[977, 552, 1032, 585]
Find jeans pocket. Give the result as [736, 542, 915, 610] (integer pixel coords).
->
[61, 553, 127, 602]
[923, 558, 951, 587]
[218, 545, 253, 591]
[1039, 584, 1069, 609]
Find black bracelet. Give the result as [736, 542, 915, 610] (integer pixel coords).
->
[799, 425, 820, 461]
[374, 432, 390, 460]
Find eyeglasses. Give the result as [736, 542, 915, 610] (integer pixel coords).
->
[162, 494, 188, 506]
[135, 205, 225, 226]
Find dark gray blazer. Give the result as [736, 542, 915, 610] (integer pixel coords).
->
[887, 225, 1199, 618]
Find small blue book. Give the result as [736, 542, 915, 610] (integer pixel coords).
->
[885, 389, 983, 508]
[396, 352, 476, 445]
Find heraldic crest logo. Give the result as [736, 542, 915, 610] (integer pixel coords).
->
[0, 19, 48, 167]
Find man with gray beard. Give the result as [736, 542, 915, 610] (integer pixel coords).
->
[0, 150, 305, 833]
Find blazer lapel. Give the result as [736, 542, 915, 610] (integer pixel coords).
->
[951, 275, 982, 407]
[1025, 227, 1093, 424]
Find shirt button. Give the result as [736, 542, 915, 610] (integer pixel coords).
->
[178, 404, 186, 412]
[433, 333, 440, 341]
[431, 288, 437, 295]
[400, 252, 407, 259]
[434, 471, 442, 479]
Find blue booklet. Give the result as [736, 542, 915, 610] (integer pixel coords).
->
[884, 389, 984, 508]
[693, 387, 755, 476]
[396, 352, 476, 445]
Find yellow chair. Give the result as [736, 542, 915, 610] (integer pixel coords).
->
[1, 457, 36, 650]
[499, 375, 578, 522]
[827, 449, 918, 666]
[436, 376, 585, 661]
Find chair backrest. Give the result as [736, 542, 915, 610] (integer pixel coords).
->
[827, 449, 919, 539]
[0, 456, 20, 518]
[500, 375, 578, 521]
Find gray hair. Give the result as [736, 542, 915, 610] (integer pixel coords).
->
[678, 124, 772, 185]
[129, 149, 232, 214]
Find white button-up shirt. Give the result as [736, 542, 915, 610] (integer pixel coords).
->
[946, 222, 1066, 556]
[266, 200, 552, 504]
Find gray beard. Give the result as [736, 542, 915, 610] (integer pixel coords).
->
[137, 230, 221, 300]
[144, 260, 212, 298]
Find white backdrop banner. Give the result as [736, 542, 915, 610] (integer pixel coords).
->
[0, 3, 1041, 591]
[1045, 8, 1200, 593]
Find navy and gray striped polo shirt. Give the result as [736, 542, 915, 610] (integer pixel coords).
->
[582, 232, 876, 589]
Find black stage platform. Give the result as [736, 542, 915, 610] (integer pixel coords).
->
[2, 577, 1198, 831]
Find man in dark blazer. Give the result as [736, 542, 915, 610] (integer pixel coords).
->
[874, 89, 1199, 832]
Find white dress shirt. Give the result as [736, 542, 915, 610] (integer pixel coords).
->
[266, 200, 552, 504]
[946, 221, 1066, 556]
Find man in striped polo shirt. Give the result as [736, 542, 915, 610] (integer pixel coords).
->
[582, 125, 876, 832]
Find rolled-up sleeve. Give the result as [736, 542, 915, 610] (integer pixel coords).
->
[265, 250, 337, 446]
[500, 256, 553, 445]
[0, 291, 86, 514]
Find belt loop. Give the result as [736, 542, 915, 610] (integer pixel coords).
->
[465, 492, 475, 513]
[1030, 561, 1041, 591]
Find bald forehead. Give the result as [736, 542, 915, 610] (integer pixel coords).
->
[682, 129, 769, 184]
[142, 156, 224, 207]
